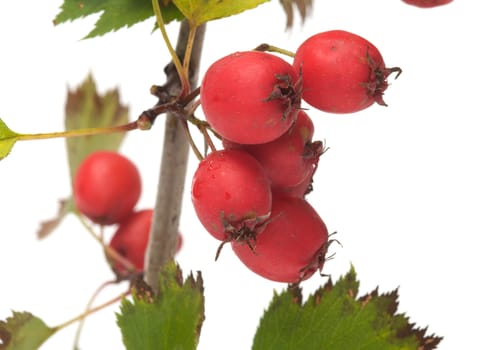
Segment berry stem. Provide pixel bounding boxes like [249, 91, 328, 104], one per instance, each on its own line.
[254, 43, 296, 58]
[52, 290, 129, 332]
[181, 86, 201, 106]
[199, 124, 217, 154]
[72, 279, 117, 349]
[152, 0, 191, 96]
[182, 23, 198, 81]
[182, 119, 204, 161]
[76, 212, 137, 273]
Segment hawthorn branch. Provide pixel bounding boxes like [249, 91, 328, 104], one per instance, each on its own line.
[144, 20, 206, 292]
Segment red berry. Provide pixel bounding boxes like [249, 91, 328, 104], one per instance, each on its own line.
[223, 111, 321, 189]
[200, 51, 301, 144]
[73, 151, 142, 225]
[293, 30, 401, 114]
[108, 209, 153, 275]
[402, 0, 452, 7]
[108, 209, 183, 277]
[232, 195, 329, 283]
[176, 233, 183, 252]
[274, 162, 316, 198]
[191, 149, 272, 242]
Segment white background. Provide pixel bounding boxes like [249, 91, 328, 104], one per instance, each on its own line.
[1, 1, 486, 349]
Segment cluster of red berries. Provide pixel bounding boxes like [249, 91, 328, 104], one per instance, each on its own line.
[191, 30, 400, 284]
[73, 150, 181, 279]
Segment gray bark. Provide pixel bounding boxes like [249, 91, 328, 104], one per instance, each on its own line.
[144, 20, 206, 292]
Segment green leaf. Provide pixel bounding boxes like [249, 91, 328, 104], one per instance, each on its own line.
[173, 0, 271, 26]
[117, 261, 205, 350]
[0, 118, 20, 160]
[64, 73, 129, 184]
[54, 0, 183, 38]
[0, 311, 56, 350]
[253, 266, 442, 350]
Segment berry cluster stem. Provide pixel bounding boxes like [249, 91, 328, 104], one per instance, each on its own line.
[15, 121, 139, 142]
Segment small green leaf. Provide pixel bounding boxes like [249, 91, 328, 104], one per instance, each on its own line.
[253, 266, 442, 350]
[0, 118, 20, 160]
[0, 311, 56, 350]
[54, 0, 183, 38]
[64, 73, 129, 184]
[117, 261, 205, 350]
[173, 0, 271, 26]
